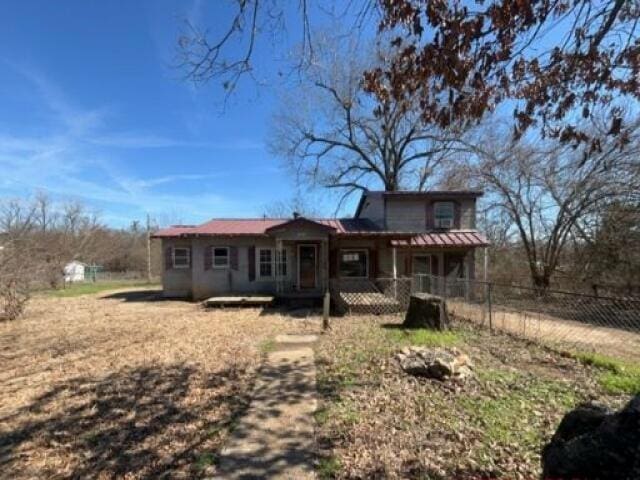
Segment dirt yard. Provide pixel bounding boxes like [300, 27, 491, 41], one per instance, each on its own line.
[0, 288, 319, 479]
[448, 300, 640, 362]
[315, 316, 632, 480]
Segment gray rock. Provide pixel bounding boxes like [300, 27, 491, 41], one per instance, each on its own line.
[397, 347, 473, 381]
[542, 394, 640, 479]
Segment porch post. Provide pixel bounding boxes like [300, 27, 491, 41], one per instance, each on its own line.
[483, 245, 489, 308]
[392, 246, 398, 299]
[483, 246, 488, 282]
[275, 237, 283, 293]
[321, 238, 328, 292]
[465, 251, 471, 300]
[438, 251, 445, 296]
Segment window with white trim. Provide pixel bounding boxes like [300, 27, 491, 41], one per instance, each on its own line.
[173, 247, 190, 268]
[258, 248, 273, 278]
[278, 248, 287, 277]
[434, 201, 454, 228]
[339, 250, 368, 278]
[213, 247, 229, 268]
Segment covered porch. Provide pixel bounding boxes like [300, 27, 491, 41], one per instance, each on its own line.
[265, 217, 333, 298]
[330, 231, 489, 314]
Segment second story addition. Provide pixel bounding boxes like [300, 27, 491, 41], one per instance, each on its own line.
[354, 190, 482, 232]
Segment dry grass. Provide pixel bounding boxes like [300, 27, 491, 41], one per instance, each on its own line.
[0, 288, 319, 479]
[315, 316, 631, 480]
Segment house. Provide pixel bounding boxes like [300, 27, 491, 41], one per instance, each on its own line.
[152, 190, 489, 305]
[64, 261, 86, 283]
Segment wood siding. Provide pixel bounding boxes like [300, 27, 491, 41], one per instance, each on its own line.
[357, 192, 385, 227]
[385, 198, 427, 231]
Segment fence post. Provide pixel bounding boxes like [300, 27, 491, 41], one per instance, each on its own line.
[440, 277, 448, 327]
[323, 290, 330, 331]
[487, 282, 493, 332]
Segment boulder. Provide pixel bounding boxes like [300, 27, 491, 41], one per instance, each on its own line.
[397, 347, 473, 381]
[403, 294, 449, 330]
[542, 394, 640, 480]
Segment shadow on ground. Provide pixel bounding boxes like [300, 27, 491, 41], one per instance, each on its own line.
[0, 363, 251, 479]
[258, 305, 325, 321]
[216, 344, 317, 479]
[380, 323, 408, 330]
[101, 290, 165, 303]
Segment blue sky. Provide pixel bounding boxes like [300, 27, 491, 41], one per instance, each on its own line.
[0, 0, 343, 227]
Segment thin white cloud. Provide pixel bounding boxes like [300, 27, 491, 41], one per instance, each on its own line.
[0, 153, 238, 220]
[8, 62, 110, 135]
[0, 63, 259, 224]
[87, 133, 262, 150]
[113, 173, 217, 194]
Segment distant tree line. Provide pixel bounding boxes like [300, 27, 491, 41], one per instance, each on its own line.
[0, 194, 161, 320]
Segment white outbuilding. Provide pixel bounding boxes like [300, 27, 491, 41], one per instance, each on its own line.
[63, 261, 86, 283]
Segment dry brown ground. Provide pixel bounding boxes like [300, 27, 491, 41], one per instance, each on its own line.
[448, 300, 640, 362]
[0, 288, 319, 479]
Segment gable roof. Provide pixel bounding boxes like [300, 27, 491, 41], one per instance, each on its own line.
[264, 216, 337, 234]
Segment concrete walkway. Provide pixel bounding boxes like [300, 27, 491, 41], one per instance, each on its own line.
[214, 334, 318, 479]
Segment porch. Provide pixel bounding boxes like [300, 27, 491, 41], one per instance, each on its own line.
[264, 218, 487, 313]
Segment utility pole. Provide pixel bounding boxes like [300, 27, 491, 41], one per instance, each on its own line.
[146, 213, 152, 284]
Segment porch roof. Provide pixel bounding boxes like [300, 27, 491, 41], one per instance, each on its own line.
[264, 216, 336, 234]
[390, 231, 489, 248]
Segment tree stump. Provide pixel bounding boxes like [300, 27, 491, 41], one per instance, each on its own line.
[403, 294, 449, 330]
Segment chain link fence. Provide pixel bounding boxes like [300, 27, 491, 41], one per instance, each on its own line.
[418, 274, 640, 362]
[330, 278, 412, 315]
[331, 274, 640, 362]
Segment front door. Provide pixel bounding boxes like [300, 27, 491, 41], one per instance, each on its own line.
[298, 245, 317, 289]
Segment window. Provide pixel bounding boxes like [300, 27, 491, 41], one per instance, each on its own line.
[256, 248, 287, 279]
[277, 248, 287, 277]
[413, 255, 432, 275]
[213, 247, 229, 268]
[173, 247, 190, 268]
[339, 250, 368, 278]
[446, 255, 464, 279]
[258, 248, 273, 278]
[434, 202, 454, 228]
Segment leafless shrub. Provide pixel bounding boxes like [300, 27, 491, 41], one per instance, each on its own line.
[0, 194, 162, 320]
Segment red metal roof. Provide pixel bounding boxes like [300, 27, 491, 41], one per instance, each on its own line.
[390, 231, 489, 248]
[265, 217, 337, 233]
[151, 225, 198, 238]
[152, 218, 382, 238]
[192, 218, 286, 235]
[152, 219, 487, 246]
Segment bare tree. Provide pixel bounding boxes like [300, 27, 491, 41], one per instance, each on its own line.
[269, 35, 455, 204]
[567, 200, 640, 295]
[176, 1, 377, 94]
[261, 194, 321, 218]
[458, 115, 640, 291]
[0, 194, 166, 320]
[178, 1, 640, 151]
[0, 200, 39, 320]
